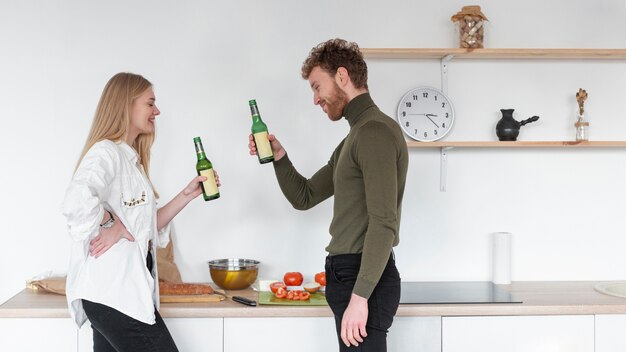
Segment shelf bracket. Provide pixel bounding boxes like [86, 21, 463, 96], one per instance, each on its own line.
[440, 146, 453, 192]
[440, 54, 454, 95]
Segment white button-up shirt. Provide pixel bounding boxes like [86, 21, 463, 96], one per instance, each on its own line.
[61, 140, 169, 327]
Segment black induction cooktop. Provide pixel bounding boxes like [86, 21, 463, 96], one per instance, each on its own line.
[399, 281, 522, 304]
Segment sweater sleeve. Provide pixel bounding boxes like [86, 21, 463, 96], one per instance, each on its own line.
[352, 122, 401, 298]
[61, 141, 119, 242]
[272, 148, 338, 210]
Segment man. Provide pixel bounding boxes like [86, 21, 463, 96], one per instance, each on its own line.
[249, 38, 408, 351]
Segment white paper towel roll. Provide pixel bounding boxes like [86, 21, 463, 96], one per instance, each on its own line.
[492, 232, 512, 285]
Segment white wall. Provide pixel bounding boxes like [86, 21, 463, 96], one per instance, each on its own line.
[1, 0, 626, 304]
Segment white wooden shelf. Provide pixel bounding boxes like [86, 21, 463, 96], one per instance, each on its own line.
[407, 141, 626, 148]
[361, 48, 626, 60]
[363, 47, 626, 191]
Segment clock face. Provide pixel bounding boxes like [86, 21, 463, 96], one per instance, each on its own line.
[397, 87, 455, 142]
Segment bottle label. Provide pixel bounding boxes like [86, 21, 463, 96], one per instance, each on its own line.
[199, 169, 219, 196]
[254, 131, 273, 159]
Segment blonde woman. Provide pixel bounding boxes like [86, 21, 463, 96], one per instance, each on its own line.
[62, 72, 213, 351]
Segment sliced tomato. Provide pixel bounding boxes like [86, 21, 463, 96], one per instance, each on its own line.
[274, 287, 287, 299]
[270, 281, 286, 294]
[300, 292, 311, 300]
[287, 290, 296, 300]
[315, 272, 326, 286]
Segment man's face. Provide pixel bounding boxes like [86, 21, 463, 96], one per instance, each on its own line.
[308, 66, 349, 121]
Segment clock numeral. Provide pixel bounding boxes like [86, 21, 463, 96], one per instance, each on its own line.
[422, 92, 428, 98]
[424, 132, 428, 138]
[445, 113, 449, 118]
[412, 95, 418, 100]
[405, 102, 411, 108]
[402, 111, 406, 117]
[434, 130, 438, 135]
[414, 129, 418, 135]
[405, 121, 409, 127]
[434, 95, 438, 101]
[442, 122, 446, 128]
[442, 102, 446, 108]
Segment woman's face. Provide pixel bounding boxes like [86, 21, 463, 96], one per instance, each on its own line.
[129, 87, 160, 139]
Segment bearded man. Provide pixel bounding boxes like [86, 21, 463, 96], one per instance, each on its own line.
[248, 38, 409, 352]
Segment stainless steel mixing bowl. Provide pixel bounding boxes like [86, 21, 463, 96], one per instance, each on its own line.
[207, 258, 260, 290]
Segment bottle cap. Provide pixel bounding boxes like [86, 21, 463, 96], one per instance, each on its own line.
[193, 137, 201, 143]
[248, 99, 257, 106]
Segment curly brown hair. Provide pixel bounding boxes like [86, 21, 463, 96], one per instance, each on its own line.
[301, 38, 368, 89]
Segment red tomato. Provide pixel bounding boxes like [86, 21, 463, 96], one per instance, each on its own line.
[287, 290, 296, 300]
[300, 292, 311, 300]
[270, 282, 286, 294]
[283, 272, 304, 286]
[315, 272, 326, 286]
[274, 287, 287, 299]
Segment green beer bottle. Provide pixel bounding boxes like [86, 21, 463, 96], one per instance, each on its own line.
[249, 99, 274, 164]
[193, 137, 220, 201]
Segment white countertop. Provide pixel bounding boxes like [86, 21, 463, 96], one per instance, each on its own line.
[3, 281, 626, 318]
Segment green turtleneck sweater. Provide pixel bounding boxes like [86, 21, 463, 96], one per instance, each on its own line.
[273, 93, 409, 298]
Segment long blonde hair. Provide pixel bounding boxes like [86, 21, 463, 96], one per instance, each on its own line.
[76, 72, 158, 197]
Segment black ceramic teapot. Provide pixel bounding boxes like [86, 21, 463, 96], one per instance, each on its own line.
[495, 109, 540, 141]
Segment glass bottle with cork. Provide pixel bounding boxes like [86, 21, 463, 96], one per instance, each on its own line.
[575, 88, 589, 141]
[249, 99, 274, 164]
[193, 137, 220, 201]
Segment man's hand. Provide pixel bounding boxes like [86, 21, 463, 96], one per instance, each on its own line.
[248, 133, 286, 161]
[340, 293, 369, 347]
[90, 214, 134, 258]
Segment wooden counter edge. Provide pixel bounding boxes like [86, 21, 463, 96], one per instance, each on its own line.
[5, 282, 626, 318]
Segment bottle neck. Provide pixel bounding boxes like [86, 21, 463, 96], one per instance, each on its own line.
[250, 105, 262, 123]
[194, 142, 207, 161]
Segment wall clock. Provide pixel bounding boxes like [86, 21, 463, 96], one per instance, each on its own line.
[397, 86, 455, 142]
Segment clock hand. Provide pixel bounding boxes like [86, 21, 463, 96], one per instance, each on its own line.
[426, 116, 440, 128]
[407, 113, 439, 117]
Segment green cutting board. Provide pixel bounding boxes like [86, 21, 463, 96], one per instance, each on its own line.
[258, 291, 328, 306]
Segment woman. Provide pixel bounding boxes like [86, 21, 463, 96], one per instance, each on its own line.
[62, 72, 211, 351]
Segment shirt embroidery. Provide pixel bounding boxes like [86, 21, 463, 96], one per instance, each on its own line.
[122, 191, 147, 207]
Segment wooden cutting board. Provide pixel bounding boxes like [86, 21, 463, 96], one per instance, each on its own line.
[160, 294, 225, 303]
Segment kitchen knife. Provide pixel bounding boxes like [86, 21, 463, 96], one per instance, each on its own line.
[232, 295, 257, 306]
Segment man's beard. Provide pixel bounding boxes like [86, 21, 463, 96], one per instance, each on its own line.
[324, 82, 349, 121]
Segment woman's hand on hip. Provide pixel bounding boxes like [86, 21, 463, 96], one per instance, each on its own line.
[90, 216, 135, 258]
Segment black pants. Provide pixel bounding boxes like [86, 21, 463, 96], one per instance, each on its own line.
[82, 251, 178, 352]
[82, 300, 178, 352]
[325, 253, 401, 352]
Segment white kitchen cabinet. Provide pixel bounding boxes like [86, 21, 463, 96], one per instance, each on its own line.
[0, 318, 77, 352]
[442, 315, 594, 352]
[224, 316, 441, 352]
[224, 317, 337, 352]
[595, 314, 626, 352]
[78, 317, 223, 352]
[165, 318, 223, 352]
[388, 316, 441, 352]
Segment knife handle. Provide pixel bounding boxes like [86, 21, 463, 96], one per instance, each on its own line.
[232, 295, 257, 306]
